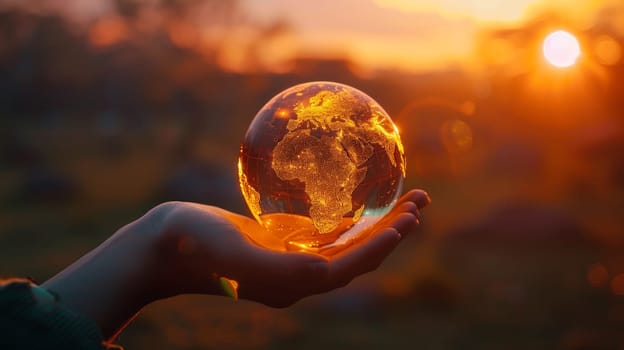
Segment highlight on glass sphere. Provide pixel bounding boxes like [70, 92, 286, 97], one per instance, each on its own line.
[238, 81, 405, 254]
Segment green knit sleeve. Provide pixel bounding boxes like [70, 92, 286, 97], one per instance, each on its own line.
[0, 278, 107, 350]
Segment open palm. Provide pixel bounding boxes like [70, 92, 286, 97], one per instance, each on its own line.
[155, 189, 430, 307]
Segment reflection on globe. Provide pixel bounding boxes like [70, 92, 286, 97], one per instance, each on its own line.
[238, 81, 405, 254]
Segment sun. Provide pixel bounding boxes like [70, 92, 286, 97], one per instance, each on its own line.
[542, 30, 581, 68]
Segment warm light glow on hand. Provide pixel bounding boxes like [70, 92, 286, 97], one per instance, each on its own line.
[542, 30, 581, 68]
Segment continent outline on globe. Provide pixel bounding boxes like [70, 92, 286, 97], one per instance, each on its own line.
[238, 81, 405, 253]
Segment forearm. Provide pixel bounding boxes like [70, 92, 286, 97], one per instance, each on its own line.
[42, 209, 165, 340]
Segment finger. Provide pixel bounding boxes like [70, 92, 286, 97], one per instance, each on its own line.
[386, 212, 418, 238]
[321, 227, 401, 292]
[233, 248, 329, 307]
[374, 201, 418, 229]
[390, 200, 418, 216]
[397, 189, 431, 209]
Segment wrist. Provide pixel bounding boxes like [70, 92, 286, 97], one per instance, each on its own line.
[132, 202, 183, 302]
[144, 202, 222, 299]
[41, 208, 167, 339]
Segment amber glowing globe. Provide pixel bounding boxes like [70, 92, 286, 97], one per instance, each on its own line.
[238, 81, 405, 254]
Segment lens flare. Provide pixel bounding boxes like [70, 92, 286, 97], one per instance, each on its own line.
[542, 30, 581, 68]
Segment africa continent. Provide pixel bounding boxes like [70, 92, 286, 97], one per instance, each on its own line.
[272, 89, 401, 234]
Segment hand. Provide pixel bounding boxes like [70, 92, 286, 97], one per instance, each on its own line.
[153, 189, 431, 307]
[43, 189, 430, 340]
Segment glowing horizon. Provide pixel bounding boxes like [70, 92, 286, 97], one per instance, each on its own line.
[1, 0, 616, 73]
[242, 0, 612, 73]
[372, 0, 540, 22]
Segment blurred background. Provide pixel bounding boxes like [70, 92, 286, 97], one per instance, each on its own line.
[1, 0, 624, 349]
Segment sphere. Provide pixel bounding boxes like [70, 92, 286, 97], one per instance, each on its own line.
[238, 81, 405, 254]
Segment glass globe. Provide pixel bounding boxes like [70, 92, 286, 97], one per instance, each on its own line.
[238, 81, 405, 254]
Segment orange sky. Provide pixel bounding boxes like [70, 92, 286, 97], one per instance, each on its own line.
[2, 0, 620, 73]
[243, 0, 619, 72]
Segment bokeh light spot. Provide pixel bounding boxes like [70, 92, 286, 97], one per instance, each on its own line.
[168, 22, 199, 49]
[611, 274, 624, 296]
[542, 30, 581, 68]
[441, 119, 473, 154]
[587, 263, 609, 288]
[381, 274, 411, 297]
[460, 100, 476, 116]
[594, 35, 622, 66]
[89, 17, 129, 47]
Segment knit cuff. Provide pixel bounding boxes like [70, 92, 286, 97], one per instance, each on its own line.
[0, 278, 108, 349]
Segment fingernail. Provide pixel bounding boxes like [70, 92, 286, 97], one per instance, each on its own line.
[414, 209, 422, 219]
[405, 202, 419, 215]
[415, 192, 431, 209]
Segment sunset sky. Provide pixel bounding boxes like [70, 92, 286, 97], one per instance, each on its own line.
[1, 0, 621, 72]
[244, 0, 622, 72]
